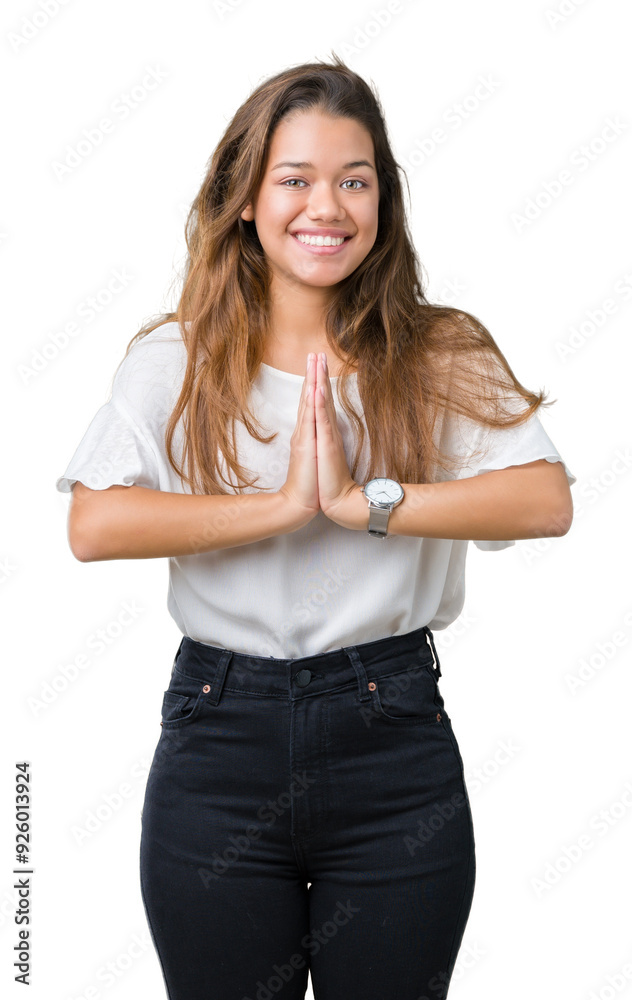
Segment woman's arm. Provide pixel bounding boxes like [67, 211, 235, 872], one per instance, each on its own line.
[68, 483, 311, 562]
[338, 459, 574, 539]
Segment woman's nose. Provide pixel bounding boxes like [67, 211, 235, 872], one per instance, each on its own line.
[306, 185, 345, 221]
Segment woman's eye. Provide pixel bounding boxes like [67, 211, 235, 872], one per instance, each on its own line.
[281, 178, 366, 190]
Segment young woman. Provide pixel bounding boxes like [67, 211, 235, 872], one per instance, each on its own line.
[56, 57, 576, 1000]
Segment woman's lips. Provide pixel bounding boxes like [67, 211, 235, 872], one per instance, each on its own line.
[291, 233, 353, 255]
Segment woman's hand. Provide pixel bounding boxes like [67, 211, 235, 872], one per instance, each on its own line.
[278, 354, 320, 523]
[313, 352, 363, 525]
[279, 352, 367, 531]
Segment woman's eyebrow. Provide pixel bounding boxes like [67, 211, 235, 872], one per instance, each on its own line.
[270, 160, 376, 171]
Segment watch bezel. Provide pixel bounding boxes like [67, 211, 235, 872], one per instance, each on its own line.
[363, 477, 404, 506]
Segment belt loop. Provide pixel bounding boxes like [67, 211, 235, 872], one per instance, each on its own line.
[206, 649, 233, 706]
[171, 636, 185, 676]
[423, 626, 442, 679]
[342, 646, 372, 703]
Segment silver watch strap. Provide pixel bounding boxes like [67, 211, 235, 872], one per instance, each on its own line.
[367, 503, 391, 538]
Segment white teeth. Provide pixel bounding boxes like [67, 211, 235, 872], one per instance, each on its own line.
[294, 233, 347, 246]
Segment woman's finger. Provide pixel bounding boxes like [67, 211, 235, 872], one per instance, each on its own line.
[299, 356, 317, 453]
[316, 353, 337, 433]
[294, 353, 313, 430]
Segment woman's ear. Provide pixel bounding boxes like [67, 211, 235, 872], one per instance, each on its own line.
[240, 204, 255, 222]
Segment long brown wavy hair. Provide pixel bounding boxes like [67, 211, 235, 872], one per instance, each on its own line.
[120, 54, 553, 495]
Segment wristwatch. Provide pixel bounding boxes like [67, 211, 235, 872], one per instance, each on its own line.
[360, 478, 405, 538]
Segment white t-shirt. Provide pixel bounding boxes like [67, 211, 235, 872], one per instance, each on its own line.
[56, 321, 576, 657]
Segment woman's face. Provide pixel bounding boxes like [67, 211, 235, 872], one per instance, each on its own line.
[241, 109, 380, 291]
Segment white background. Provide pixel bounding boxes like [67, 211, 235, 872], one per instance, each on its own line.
[3, 0, 631, 998]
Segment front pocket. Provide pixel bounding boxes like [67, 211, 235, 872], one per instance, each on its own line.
[370, 663, 442, 726]
[160, 669, 211, 729]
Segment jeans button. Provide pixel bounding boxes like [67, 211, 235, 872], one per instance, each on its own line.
[295, 668, 312, 687]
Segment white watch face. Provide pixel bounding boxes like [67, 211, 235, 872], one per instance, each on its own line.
[365, 478, 403, 504]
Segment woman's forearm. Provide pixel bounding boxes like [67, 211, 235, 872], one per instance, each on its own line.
[68, 483, 309, 561]
[338, 459, 573, 540]
[389, 459, 573, 541]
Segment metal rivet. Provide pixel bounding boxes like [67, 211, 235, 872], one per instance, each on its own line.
[160, 721, 163, 726]
[368, 681, 376, 691]
[436, 712, 441, 721]
[202, 684, 211, 693]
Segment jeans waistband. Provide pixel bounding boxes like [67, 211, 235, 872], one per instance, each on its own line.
[170, 625, 442, 707]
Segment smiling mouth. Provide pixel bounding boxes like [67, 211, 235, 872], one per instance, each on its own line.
[292, 233, 353, 246]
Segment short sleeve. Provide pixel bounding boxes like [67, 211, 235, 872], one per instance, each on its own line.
[55, 336, 169, 495]
[454, 408, 577, 551]
[55, 399, 160, 493]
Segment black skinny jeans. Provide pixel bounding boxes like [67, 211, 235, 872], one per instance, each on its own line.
[140, 624, 476, 1000]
